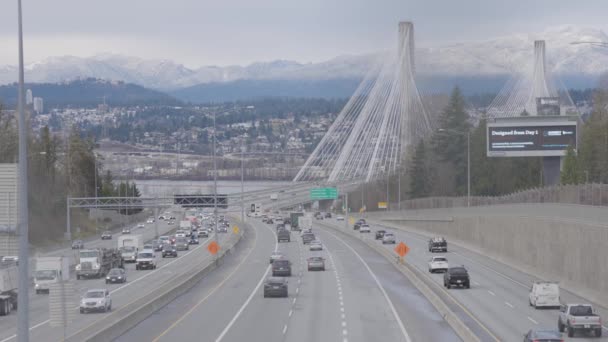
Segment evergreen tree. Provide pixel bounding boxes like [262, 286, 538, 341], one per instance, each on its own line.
[561, 145, 580, 185]
[408, 140, 432, 198]
[433, 86, 470, 194]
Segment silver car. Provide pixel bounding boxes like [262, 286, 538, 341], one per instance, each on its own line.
[309, 240, 323, 251]
[80, 289, 112, 313]
[382, 233, 396, 244]
[175, 238, 189, 251]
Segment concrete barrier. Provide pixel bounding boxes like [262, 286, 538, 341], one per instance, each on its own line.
[319, 221, 481, 342]
[366, 211, 608, 309]
[66, 222, 247, 342]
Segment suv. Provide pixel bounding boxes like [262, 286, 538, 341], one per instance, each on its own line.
[175, 237, 190, 251]
[558, 304, 602, 337]
[135, 251, 157, 270]
[272, 259, 292, 276]
[162, 244, 178, 258]
[353, 219, 366, 230]
[80, 289, 112, 313]
[263, 277, 288, 298]
[428, 237, 448, 252]
[302, 233, 315, 244]
[443, 267, 470, 289]
[277, 229, 290, 243]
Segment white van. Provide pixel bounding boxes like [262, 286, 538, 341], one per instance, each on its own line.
[529, 281, 560, 309]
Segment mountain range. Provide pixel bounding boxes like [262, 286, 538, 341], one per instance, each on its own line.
[1, 25, 607, 102]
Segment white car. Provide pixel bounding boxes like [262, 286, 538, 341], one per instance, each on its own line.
[146, 217, 155, 224]
[359, 224, 371, 233]
[121, 227, 131, 234]
[309, 240, 323, 251]
[80, 289, 112, 313]
[135, 251, 157, 270]
[336, 216, 344, 221]
[382, 233, 396, 244]
[428, 256, 449, 273]
[529, 281, 560, 309]
[137, 223, 145, 229]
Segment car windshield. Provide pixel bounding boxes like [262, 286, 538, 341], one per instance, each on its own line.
[85, 291, 105, 298]
[274, 260, 289, 266]
[138, 253, 154, 258]
[434, 257, 447, 262]
[450, 268, 467, 274]
[570, 305, 593, 316]
[35, 270, 57, 280]
[108, 269, 123, 276]
[103, 231, 111, 235]
[120, 246, 136, 253]
[79, 251, 98, 258]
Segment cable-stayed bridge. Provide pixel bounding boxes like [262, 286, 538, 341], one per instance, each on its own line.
[294, 22, 433, 183]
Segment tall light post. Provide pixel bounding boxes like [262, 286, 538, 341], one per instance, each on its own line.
[438, 128, 471, 207]
[16, 0, 30, 340]
[212, 112, 219, 262]
[240, 144, 245, 223]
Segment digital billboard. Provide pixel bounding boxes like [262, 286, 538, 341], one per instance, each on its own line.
[487, 121, 577, 157]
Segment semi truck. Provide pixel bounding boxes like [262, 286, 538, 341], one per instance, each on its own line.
[0, 265, 18, 315]
[76, 248, 123, 279]
[34, 257, 70, 294]
[290, 212, 304, 231]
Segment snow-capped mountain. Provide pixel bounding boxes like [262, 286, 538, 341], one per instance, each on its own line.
[1, 25, 607, 90]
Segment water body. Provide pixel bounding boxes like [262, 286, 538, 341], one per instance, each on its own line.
[134, 180, 292, 197]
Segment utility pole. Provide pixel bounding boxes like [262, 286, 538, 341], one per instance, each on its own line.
[16, 0, 30, 340]
[398, 165, 401, 211]
[344, 192, 349, 231]
[467, 131, 471, 207]
[213, 112, 219, 262]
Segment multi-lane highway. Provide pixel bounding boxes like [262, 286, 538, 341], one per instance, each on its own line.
[322, 218, 608, 342]
[118, 217, 460, 342]
[0, 207, 232, 342]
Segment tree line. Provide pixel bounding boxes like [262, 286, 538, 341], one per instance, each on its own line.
[350, 85, 606, 210]
[0, 105, 140, 242]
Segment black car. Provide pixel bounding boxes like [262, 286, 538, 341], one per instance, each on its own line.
[162, 245, 178, 258]
[353, 219, 366, 230]
[443, 267, 470, 289]
[523, 329, 563, 342]
[71, 240, 84, 249]
[302, 233, 315, 244]
[101, 231, 112, 240]
[189, 235, 199, 245]
[429, 237, 448, 252]
[375, 230, 386, 240]
[105, 268, 127, 284]
[263, 277, 288, 298]
[152, 240, 164, 252]
[325, 212, 332, 218]
[272, 259, 292, 277]
[277, 229, 290, 243]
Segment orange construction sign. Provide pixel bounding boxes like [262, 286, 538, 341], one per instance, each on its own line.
[207, 241, 220, 255]
[394, 242, 410, 257]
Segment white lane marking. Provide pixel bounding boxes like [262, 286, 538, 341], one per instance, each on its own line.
[527, 316, 538, 325]
[487, 290, 496, 296]
[215, 224, 277, 342]
[505, 302, 514, 308]
[322, 229, 412, 342]
[342, 321, 347, 327]
[0, 235, 215, 342]
[282, 325, 288, 334]
[473, 281, 480, 286]
[289, 309, 293, 317]
[342, 329, 348, 335]
[341, 313, 346, 319]
[296, 287, 299, 294]
[292, 297, 297, 304]
[340, 307, 344, 312]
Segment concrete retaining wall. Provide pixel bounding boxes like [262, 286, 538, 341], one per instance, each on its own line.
[370, 213, 608, 308]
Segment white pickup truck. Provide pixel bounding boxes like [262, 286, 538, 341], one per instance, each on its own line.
[558, 303, 602, 338]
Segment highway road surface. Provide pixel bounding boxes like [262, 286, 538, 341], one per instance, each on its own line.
[118, 218, 460, 342]
[323, 218, 608, 342]
[0, 208, 231, 342]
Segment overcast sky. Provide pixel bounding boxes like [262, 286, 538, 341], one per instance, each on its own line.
[1, 0, 608, 67]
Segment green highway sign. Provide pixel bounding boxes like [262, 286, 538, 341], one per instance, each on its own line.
[310, 187, 338, 200]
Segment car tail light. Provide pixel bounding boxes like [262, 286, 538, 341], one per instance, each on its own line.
[571, 318, 575, 324]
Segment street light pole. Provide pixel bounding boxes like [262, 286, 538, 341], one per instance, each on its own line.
[467, 131, 471, 207]
[240, 145, 244, 223]
[213, 112, 219, 262]
[16, 0, 30, 340]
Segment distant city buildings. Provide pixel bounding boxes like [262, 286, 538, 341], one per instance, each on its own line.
[26, 89, 33, 105]
[33, 97, 44, 114]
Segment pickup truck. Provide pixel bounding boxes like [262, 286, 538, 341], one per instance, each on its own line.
[558, 304, 602, 338]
